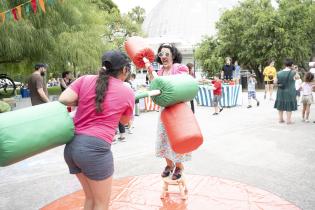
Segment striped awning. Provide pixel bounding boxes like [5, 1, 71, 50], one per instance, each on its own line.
[195, 85, 242, 107]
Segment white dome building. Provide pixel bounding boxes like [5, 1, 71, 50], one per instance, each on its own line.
[142, 0, 237, 65]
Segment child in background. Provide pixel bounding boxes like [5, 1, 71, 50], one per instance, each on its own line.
[247, 73, 260, 108]
[211, 74, 224, 115]
[130, 73, 137, 91]
[300, 72, 314, 122]
[116, 74, 133, 142]
[127, 73, 136, 134]
[295, 73, 302, 106]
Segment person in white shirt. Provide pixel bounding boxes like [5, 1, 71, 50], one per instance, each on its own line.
[300, 72, 315, 122]
[295, 72, 302, 105]
[247, 73, 260, 108]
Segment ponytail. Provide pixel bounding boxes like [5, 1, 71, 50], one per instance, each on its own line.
[95, 67, 110, 113]
[96, 50, 130, 112]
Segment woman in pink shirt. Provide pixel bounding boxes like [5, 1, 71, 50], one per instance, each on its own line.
[59, 51, 134, 210]
[146, 43, 191, 180]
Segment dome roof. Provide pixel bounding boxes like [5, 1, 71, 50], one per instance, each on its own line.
[143, 0, 237, 45]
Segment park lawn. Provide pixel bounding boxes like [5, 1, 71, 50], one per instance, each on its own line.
[0, 86, 62, 99]
[47, 86, 62, 95]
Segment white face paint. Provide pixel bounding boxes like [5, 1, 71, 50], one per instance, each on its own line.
[158, 48, 173, 69]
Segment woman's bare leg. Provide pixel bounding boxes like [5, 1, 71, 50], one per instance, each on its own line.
[305, 104, 311, 121]
[86, 176, 113, 210]
[302, 104, 306, 120]
[76, 173, 94, 210]
[264, 84, 269, 99]
[278, 111, 284, 123]
[269, 84, 274, 100]
[286, 111, 292, 124]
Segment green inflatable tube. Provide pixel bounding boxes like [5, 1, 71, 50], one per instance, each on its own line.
[135, 91, 149, 101]
[0, 101, 74, 166]
[0, 101, 11, 113]
[149, 74, 198, 107]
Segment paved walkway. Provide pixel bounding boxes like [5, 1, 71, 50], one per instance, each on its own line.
[0, 92, 314, 210]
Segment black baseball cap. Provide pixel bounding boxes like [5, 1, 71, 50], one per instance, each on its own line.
[101, 51, 130, 70]
[34, 63, 48, 70]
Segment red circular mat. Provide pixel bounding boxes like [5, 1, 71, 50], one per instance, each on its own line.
[41, 174, 300, 210]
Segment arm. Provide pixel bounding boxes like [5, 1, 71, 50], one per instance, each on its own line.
[37, 88, 49, 103]
[119, 90, 135, 125]
[263, 68, 267, 76]
[273, 68, 277, 78]
[59, 87, 78, 106]
[35, 76, 49, 102]
[143, 57, 157, 80]
[293, 72, 299, 80]
[60, 78, 67, 89]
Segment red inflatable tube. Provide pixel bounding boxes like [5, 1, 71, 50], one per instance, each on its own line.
[125, 36, 155, 68]
[161, 103, 203, 154]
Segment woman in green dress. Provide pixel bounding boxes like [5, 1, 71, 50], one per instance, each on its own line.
[274, 59, 297, 124]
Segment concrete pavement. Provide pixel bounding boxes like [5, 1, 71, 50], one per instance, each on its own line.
[0, 92, 314, 210]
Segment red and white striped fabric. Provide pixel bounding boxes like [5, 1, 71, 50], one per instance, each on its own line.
[144, 96, 160, 111]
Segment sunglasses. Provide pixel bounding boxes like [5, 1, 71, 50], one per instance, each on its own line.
[158, 52, 171, 57]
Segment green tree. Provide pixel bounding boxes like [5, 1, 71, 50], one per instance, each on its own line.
[90, 0, 118, 12]
[102, 8, 143, 49]
[195, 37, 224, 77]
[195, 0, 315, 84]
[0, 0, 143, 81]
[127, 6, 146, 24]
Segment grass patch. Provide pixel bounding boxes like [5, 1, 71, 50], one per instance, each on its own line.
[0, 86, 61, 99]
[48, 86, 62, 95]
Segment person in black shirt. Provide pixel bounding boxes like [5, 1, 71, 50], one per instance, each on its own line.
[60, 71, 72, 92]
[221, 57, 235, 80]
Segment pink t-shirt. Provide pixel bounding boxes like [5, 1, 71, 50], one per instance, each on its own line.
[157, 63, 189, 76]
[70, 75, 135, 144]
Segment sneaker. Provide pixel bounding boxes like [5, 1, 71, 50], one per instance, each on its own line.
[305, 119, 310, 123]
[219, 107, 224, 112]
[171, 167, 183, 180]
[161, 166, 174, 178]
[247, 105, 252, 108]
[112, 139, 117, 144]
[212, 112, 219, 115]
[128, 129, 133, 134]
[257, 101, 260, 106]
[118, 136, 126, 142]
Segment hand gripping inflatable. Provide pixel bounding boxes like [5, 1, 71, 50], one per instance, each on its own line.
[125, 36, 155, 68]
[0, 102, 74, 166]
[149, 74, 198, 107]
[135, 74, 198, 107]
[161, 103, 203, 154]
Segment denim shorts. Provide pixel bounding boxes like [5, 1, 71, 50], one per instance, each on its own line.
[64, 134, 113, 180]
[248, 91, 257, 99]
